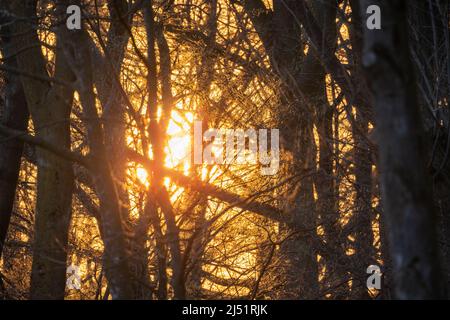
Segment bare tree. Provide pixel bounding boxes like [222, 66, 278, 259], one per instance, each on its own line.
[6, 0, 75, 299]
[360, 0, 445, 299]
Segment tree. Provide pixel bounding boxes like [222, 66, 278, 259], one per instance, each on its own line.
[0, 9, 29, 263]
[360, 0, 445, 299]
[0, 0, 448, 301]
[6, 0, 75, 299]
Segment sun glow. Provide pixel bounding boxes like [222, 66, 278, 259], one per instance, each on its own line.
[136, 166, 149, 186]
[164, 110, 193, 169]
[133, 109, 193, 186]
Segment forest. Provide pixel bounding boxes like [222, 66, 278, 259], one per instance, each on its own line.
[0, 0, 449, 300]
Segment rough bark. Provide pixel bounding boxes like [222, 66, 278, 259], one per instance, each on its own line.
[7, 0, 75, 299]
[0, 19, 29, 260]
[360, 0, 445, 299]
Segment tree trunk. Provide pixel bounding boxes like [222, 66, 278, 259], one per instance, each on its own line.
[8, 0, 75, 299]
[0, 21, 29, 260]
[348, 0, 376, 298]
[59, 16, 133, 298]
[360, 0, 445, 299]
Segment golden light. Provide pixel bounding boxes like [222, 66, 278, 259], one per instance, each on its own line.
[136, 166, 149, 187]
[131, 109, 193, 188]
[164, 110, 193, 169]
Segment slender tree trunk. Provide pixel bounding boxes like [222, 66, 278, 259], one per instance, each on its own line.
[101, 0, 131, 222]
[352, 108, 375, 298]
[348, 0, 376, 298]
[146, 196, 168, 299]
[59, 14, 133, 297]
[143, 0, 186, 299]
